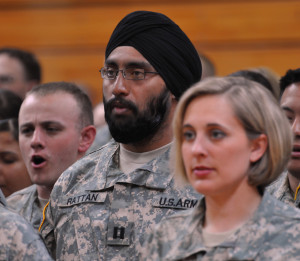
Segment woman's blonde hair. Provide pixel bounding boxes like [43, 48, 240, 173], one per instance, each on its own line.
[172, 76, 292, 191]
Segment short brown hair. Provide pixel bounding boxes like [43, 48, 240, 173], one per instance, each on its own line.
[27, 81, 93, 130]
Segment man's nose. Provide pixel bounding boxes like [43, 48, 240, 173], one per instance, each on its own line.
[30, 129, 45, 149]
[111, 71, 130, 96]
[292, 117, 300, 136]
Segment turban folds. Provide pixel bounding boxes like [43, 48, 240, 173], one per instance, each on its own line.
[105, 11, 202, 99]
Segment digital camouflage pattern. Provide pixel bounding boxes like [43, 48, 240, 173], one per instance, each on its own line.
[7, 184, 44, 232]
[0, 203, 53, 261]
[0, 188, 6, 206]
[40, 140, 200, 261]
[141, 192, 300, 261]
[267, 171, 297, 207]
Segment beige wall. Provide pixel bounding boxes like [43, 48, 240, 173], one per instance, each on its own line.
[1, 0, 299, 105]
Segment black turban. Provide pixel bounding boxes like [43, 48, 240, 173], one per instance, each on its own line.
[105, 10, 202, 99]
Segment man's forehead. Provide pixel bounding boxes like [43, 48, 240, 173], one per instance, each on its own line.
[0, 54, 23, 69]
[105, 46, 152, 67]
[283, 83, 300, 96]
[25, 91, 73, 101]
[21, 92, 78, 114]
[281, 82, 300, 104]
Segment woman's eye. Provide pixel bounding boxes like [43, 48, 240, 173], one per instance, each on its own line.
[182, 130, 195, 141]
[210, 129, 226, 140]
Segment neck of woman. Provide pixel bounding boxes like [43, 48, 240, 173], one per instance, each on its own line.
[203, 181, 262, 234]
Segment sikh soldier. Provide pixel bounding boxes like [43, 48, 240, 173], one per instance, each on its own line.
[40, 10, 202, 260]
[0, 188, 53, 260]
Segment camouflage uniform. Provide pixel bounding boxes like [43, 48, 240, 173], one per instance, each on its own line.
[267, 171, 297, 207]
[0, 199, 53, 260]
[40, 140, 200, 261]
[7, 184, 44, 232]
[0, 188, 6, 206]
[141, 192, 300, 261]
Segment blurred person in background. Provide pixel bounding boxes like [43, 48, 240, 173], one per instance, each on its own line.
[251, 67, 280, 100]
[87, 101, 112, 153]
[0, 89, 32, 197]
[229, 66, 280, 100]
[0, 47, 41, 99]
[0, 118, 32, 197]
[198, 52, 216, 79]
[228, 68, 278, 100]
[268, 68, 300, 207]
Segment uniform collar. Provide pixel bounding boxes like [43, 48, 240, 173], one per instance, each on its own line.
[92, 140, 173, 191]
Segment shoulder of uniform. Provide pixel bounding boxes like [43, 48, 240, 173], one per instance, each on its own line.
[263, 192, 300, 221]
[53, 141, 119, 196]
[266, 171, 288, 194]
[7, 184, 37, 199]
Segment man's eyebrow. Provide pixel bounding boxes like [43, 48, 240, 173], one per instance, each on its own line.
[41, 121, 63, 125]
[125, 61, 152, 69]
[19, 122, 33, 129]
[104, 60, 117, 67]
[104, 60, 152, 69]
[20, 121, 63, 128]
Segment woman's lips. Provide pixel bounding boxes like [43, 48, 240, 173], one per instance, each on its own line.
[192, 166, 213, 177]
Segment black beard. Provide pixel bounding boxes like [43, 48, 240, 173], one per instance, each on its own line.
[104, 87, 171, 144]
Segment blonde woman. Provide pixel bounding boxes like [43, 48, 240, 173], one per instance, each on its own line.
[141, 77, 300, 260]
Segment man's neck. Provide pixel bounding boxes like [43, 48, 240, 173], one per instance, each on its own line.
[119, 142, 171, 174]
[121, 137, 172, 153]
[288, 173, 300, 195]
[36, 184, 53, 200]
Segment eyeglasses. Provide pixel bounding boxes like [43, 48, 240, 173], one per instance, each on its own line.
[99, 67, 159, 80]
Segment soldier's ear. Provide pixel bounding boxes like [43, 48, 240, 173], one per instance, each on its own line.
[171, 94, 177, 100]
[78, 125, 97, 154]
[249, 134, 268, 163]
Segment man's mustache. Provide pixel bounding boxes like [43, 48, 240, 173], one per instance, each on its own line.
[104, 97, 137, 113]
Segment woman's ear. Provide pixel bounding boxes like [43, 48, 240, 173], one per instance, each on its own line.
[78, 125, 97, 154]
[250, 134, 268, 163]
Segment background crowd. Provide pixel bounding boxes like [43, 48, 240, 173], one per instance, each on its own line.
[1, 7, 300, 261]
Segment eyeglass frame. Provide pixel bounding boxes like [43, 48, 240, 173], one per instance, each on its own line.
[99, 67, 159, 80]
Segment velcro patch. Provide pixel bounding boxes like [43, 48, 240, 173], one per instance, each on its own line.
[152, 195, 198, 209]
[58, 192, 107, 207]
